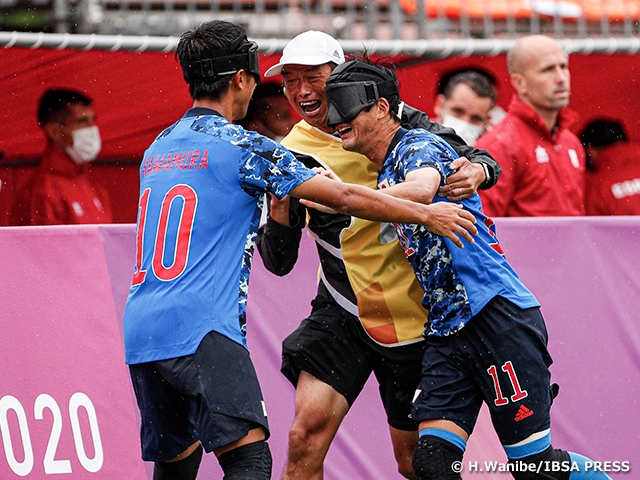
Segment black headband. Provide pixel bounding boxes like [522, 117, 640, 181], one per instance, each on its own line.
[180, 40, 261, 84]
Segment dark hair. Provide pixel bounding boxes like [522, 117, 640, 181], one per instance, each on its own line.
[37, 89, 92, 126]
[237, 82, 286, 126]
[175, 20, 249, 101]
[580, 118, 628, 148]
[438, 67, 497, 92]
[442, 71, 496, 105]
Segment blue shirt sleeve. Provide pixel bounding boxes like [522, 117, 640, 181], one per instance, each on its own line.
[395, 130, 459, 187]
[234, 128, 316, 199]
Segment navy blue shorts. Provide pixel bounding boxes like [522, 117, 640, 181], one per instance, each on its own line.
[129, 330, 270, 462]
[412, 296, 554, 446]
[281, 287, 424, 431]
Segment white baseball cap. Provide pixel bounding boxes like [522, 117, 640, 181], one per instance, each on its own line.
[264, 30, 345, 77]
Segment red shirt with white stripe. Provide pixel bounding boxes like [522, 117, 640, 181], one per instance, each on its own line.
[476, 95, 586, 217]
[585, 141, 640, 216]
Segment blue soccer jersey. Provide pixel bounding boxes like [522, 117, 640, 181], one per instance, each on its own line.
[123, 108, 315, 364]
[378, 128, 539, 337]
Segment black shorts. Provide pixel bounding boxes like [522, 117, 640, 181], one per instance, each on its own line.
[412, 296, 554, 446]
[281, 286, 424, 431]
[129, 330, 270, 462]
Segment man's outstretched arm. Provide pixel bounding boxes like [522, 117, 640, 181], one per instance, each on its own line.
[291, 173, 477, 248]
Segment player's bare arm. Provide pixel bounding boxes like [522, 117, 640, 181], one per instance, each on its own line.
[268, 194, 291, 226]
[297, 167, 348, 214]
[290, 174, 428, 224]
[292, 173, 477, 248]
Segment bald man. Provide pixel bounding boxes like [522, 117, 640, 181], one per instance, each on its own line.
[476, 35, 586, 217]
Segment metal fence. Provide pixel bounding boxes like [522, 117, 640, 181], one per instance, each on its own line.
[1, 0, 639, 40]
[2, 30, 640, 56]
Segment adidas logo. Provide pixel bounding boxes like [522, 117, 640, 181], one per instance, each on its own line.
[514, 405, 534, 422]
[332, 50, 341, 60]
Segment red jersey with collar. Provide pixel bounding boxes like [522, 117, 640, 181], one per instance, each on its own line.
[585, 142, 640, 216]
[476, 95, 585, 217]
[15, 146, 113, 225]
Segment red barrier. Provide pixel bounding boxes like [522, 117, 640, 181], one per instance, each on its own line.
[1, 49, 638, 163]
[1, 49, 639, 227]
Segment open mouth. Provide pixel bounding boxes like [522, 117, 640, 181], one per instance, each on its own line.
[299, 100, 322, 115]
[336, 125, 352, 137]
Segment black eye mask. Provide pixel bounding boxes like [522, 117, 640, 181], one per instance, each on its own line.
[325, 79, 397, 127]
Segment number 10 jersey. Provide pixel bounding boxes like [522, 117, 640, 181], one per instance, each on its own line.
[123, 108, 314, 365]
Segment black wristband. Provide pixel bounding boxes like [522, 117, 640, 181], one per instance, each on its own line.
[479, 162, 492, 190]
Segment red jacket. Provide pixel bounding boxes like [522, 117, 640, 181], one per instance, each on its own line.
[476, 95, 585, 217]
[585, 142, 640, 216]
[13, 146, 113, 225]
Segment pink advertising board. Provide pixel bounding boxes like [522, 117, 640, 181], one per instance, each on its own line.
[1, 217, 639, 479]
[0, 226, 145, 479]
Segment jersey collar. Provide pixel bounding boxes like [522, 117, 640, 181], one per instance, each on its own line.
[384, 127, 409, 163]
[184, 107, 223, 118]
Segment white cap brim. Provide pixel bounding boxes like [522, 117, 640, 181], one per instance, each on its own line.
[264, 54, 336, 77]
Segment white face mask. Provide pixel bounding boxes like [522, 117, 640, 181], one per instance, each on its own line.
[65, 126, 102, 164]
[440, 113, 485, 146]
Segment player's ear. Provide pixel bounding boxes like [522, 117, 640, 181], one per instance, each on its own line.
[510, 72, 526, 95]
[43, 121, 66, 146]
[231, 69, 250, 90]
[377, 97, 391, 119]
[433, 94, 445, 118]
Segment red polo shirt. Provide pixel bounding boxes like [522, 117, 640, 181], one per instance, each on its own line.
[13, 146, 113, 225]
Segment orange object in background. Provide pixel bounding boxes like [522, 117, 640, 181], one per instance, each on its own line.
[400, 0, 639, 21]
[580, 0, 639, 21]
[400, 0, 558, 19]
